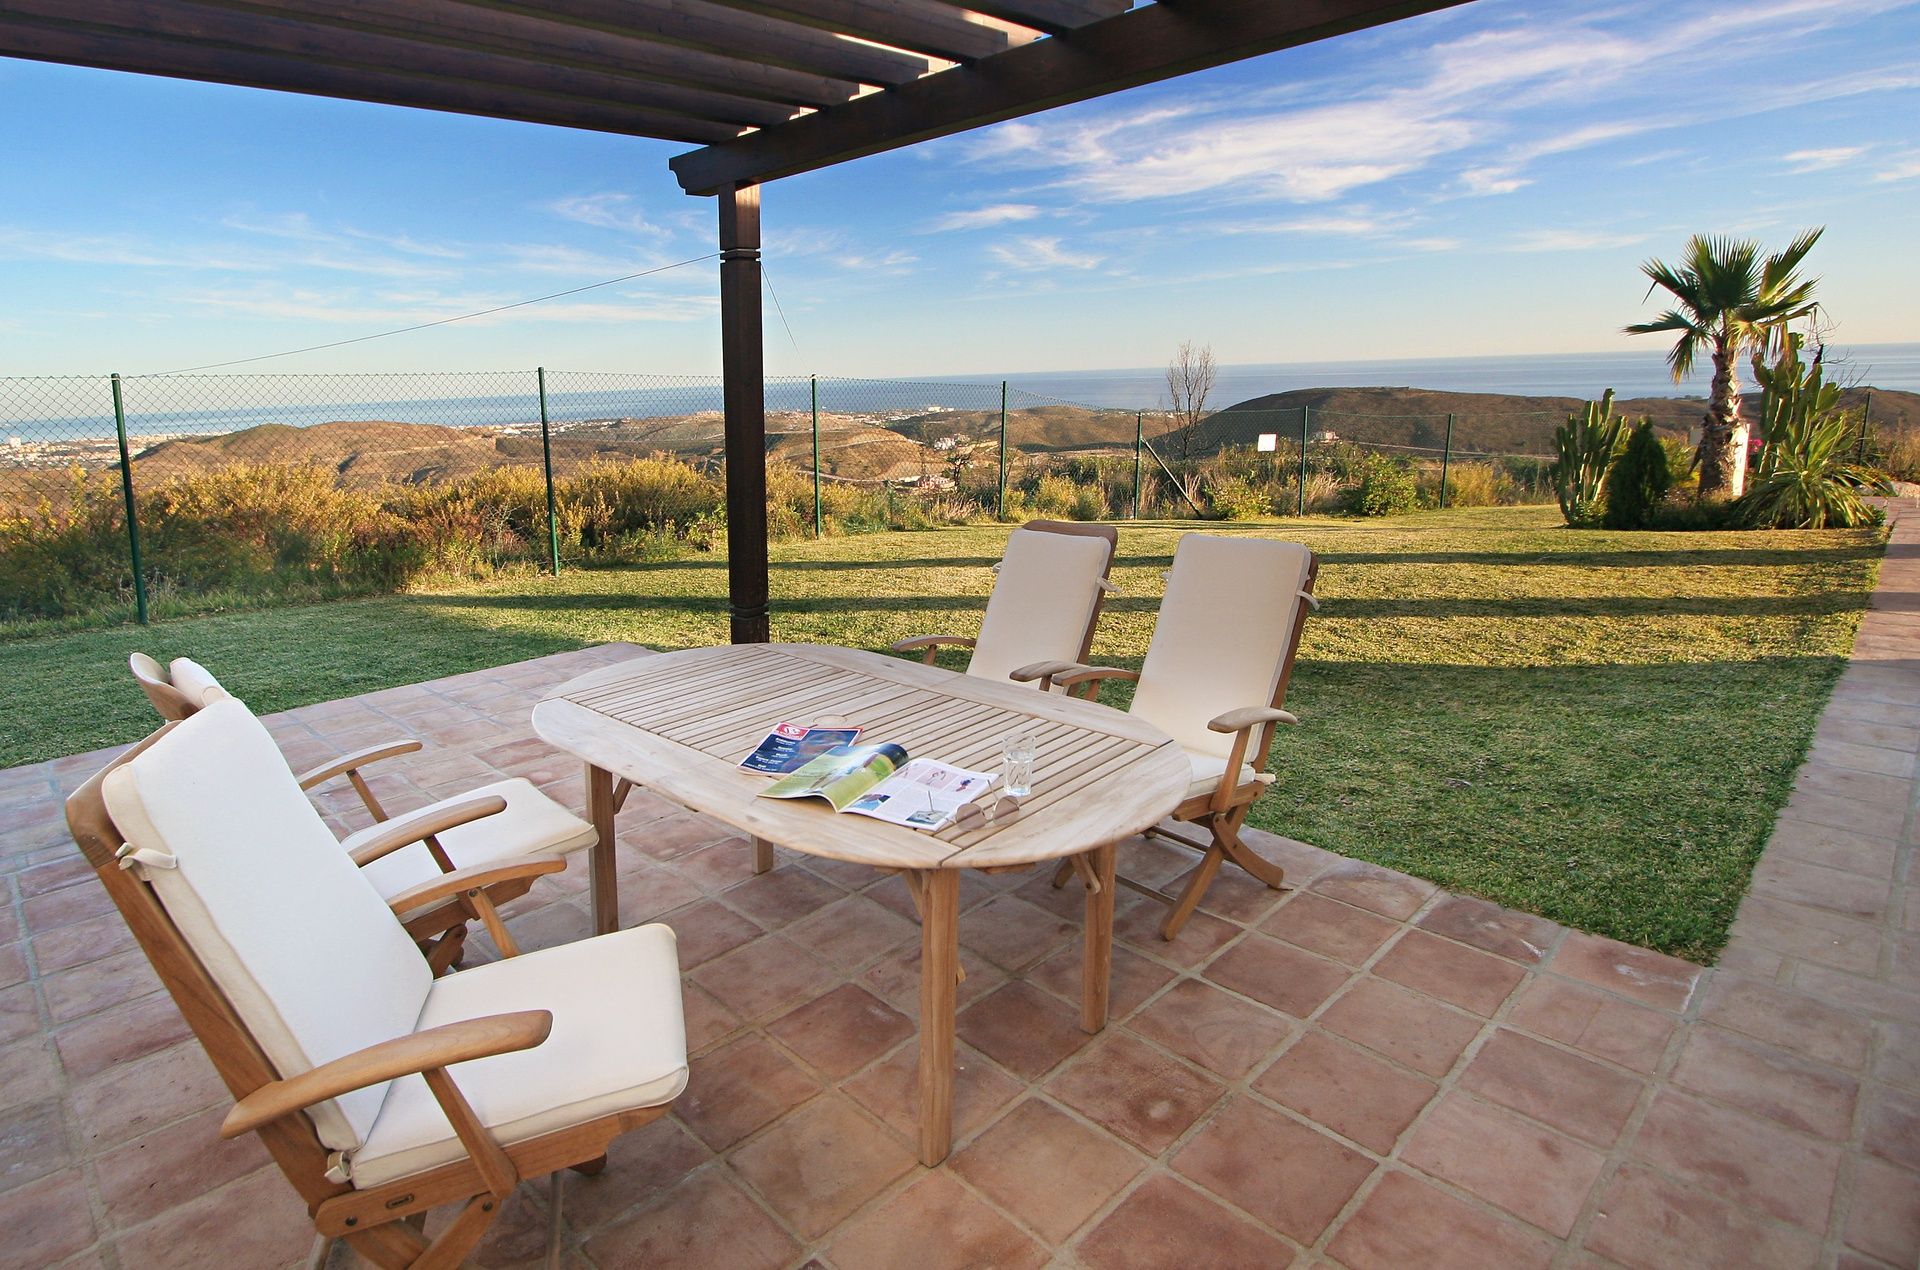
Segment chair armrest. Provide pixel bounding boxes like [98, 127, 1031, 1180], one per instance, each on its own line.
[1207, 707, 1300, 735]
[296, 740, 424, 791]
[1051, 665, 1140, 703]
[890, 634, 976, 665]
[220, 1010, 553, 1139]
[347, 794, 508, 867]
[1009, 660, 1085, 684]
[386, 856, 567, 918]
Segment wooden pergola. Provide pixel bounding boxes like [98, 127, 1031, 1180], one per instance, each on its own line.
[2, 0, 1464, 640]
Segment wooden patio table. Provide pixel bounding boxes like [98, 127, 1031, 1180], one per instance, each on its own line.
[532, 643, 1190, 1164]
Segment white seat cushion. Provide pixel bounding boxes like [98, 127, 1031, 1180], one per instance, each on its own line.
[167, 657, 227, 708]
[103, 699, 432, 1153]
[347, 779, 597, 899]
[969, 527, 1112, 686]
[1184, 751, 1271, 802]
[348, 924, 688, 1188]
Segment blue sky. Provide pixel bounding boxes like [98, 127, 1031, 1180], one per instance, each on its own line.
[1, 0, 1917, 380]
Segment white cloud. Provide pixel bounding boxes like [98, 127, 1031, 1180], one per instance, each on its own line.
[1783, 146, 1868, 172]
[832, 249, 918, 273]
[1458, 167, 1529, 196]
[1873, 152, 1920, 182]
[926, 203, 1041, 232]
[1506, 229, 1650, 253]
[548, 193, 671, 239]
[987, 236, 1103, 271]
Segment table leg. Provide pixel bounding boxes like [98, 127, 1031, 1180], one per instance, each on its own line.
[915, 868, 960, 1166]
[585, 763, 619, 936]
[751, 836, 776, 875]
[1082, 842, 1118, 1034]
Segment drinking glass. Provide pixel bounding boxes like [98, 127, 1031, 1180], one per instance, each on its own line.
[1002, 727, 1037, 797]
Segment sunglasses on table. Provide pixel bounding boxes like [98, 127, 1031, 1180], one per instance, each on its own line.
[951, 795, 1024, 829]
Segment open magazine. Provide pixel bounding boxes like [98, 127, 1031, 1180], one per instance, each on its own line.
[756, 742, 997, 830]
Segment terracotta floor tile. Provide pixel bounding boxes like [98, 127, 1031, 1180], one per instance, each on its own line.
[680, 981, 743, 1055]
[675, 1034, 821, 1150]
[1874, 1019, 1920, 1093]
[1371, 929, 1526, 1017]
[1127, 977, 1292, 1079]
[1401, 1093, 1606, 1237]
[1731, 895, 1883, 974]
[1253, 1031, 1436, 1154]
[1862, 1085, 1920, 1172]
[0, 1039, 61, 1115]
[651, 898, 764, 969]
[958, 895, 1080, 972]
[561, 1116, 711, 1234]
[0, 1168, 96, 1266]
[952, 1099, 1144, 1244]
[1185, 860, 1291, 926]
[41, 947, 162, 1025]
[1669, 1026, 1859, 1141]
[1111, 892, 1242, 969]
[1327, 1170, 1556, 1270]
[1307, 858, 1436, 920]
[1459, 1029, 1642, 1146]
[1075, 1174, 1294, 1270]
[1504, 976, 1674, 1074]
[21, 882, 115, 936]
[51, 991, 192, 1083]
[1203, 933, 1350, 1018]
[30, 912, 137, 977]
[1046, 1031, 1224, 1155]
[583, 1167, 799, 1270]
[1695, 973, 1874, 1070]
[829, 1171, 1047, 1270]
[92, 1104, 270, 1227]
[1028, 941, 1175, 1022]
[720, 864, 845, 930]
[1549, 930, 1701, 1011]
[666, 836, 762, 890]
[1750, 856, 1892, 921]
[956, 982, 1092, 1081]
[1258, 891, 1400, 965]
[1765, 820, 1899, 877]
[1629, 1089, 1841, 1232]
[688, 934, 840, 1023]
[69, 1042, 225, 1152]
[112, 1165, 312, 1270]
[613, 867, 707, 926]
[0, 1099, 70, 1193]
[1319, 977, 1483, 1078]
[1777, 788, 1903, 841]
[1414, 894, 1560, 965]
[783, 895, 916, 972]
[730, 1094, 916, 1239]
[766, 984, 913, 1082]
[1585, 1163, 1822, 1270]
[1846, 1156, 1920, 1266]
[841, 1040, 1022, 1145]
[858, 942, 1004, 1022]
[1172, 1094, 1374, 1243]
[0, 983, 37, 1049]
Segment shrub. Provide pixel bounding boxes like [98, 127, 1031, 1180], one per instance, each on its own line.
[1029, 472, 1079, 517]
[1206, 474, 1268, 520]
[1439, 463, 1500, 508]
[1736, 336, 1889, 529]
[1344, 454, 1419, 517]
[1603, 422, 1674, 530]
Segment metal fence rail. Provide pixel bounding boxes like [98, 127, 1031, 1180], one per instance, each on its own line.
[0, 367, 1573, 631]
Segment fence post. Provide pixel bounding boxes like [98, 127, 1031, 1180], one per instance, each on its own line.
[110, 373, 149, 625]
[1132, 411, 1144, 519]
[1439, 412, 1455, 510]
[1297, 405, 1309, 517]
[885, 479, 895, 528]
[811, 375, 822, 538]
[998, 380, 1008, 519]
[536, 367, 561, 576]
[1859, 389, 1874, 463]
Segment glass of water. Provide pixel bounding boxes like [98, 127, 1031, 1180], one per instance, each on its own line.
[1002, 727, 1037, 797]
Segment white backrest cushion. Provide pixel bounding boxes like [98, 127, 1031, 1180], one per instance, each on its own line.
[166, 658, 226, 708]
[102, 699, 431, 1152]
[1129, 536, 1312, 760]
[969, 528, 1112, 684]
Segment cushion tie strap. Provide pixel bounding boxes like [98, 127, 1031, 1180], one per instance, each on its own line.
[115, 843, 178, 872]
[325, 1151, 352, 1184]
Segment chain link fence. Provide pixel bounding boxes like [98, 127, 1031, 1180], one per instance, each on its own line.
[1, 368, 1571, 632]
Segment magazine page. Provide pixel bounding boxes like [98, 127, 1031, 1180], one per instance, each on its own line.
[843, 758, 998, 830]
[757, 743, 908, 811]
[739, 721, 865, 774]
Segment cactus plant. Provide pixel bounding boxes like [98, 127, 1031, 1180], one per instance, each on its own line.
[1551, 390, 1631, 526]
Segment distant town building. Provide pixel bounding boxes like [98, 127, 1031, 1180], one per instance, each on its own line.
[1311, 429, 1340, 443]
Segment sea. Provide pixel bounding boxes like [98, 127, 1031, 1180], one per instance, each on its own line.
[5, 344, 1917, 443]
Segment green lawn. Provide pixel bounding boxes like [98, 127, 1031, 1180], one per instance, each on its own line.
[0, 506, 1881, 962]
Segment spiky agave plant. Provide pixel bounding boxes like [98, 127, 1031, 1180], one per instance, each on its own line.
[1737, 413, 1888, 528]
[1551, 390, 1629, 526]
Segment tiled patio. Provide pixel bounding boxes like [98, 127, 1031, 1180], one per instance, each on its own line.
[4, 525, 1920, 1269]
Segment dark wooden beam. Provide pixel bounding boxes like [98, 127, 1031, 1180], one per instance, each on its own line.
[0, 17, 744, 142]
[671, 0, 1469, 194]
[946, 0, 1126, 38]
[5, 0, 796, 128]
[718, 183, 770, 645]
[697, 0, 1026, 63]
[225, 0, 866, 109]
[480, 0, 936, 86]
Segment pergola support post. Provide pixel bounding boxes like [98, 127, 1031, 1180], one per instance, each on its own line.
[719, 182, 769, 644]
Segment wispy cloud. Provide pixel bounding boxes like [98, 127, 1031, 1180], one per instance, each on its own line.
[548, 193, 673, 239]
[1506, 229, 1650, 253]
[1784, 146, 1868, 172]
[1873, 151, 1920, 181]
[832, 248, 918, 273]
[987, 236, 1104, 271]
[926, 203, 1042, 232]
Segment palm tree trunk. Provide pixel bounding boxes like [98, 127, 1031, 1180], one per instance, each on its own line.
[1698, 340, 1744, 498]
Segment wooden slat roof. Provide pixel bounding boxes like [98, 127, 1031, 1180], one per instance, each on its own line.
[0, 0, 1467, 192]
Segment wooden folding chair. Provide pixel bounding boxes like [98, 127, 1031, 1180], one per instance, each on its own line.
[66, 698, 689, 1269]
[128, 652, 599, 971]
[1018, 534, 1319, 939]
[891, 519, 1118, 687]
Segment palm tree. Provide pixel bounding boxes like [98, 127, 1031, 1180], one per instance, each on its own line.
[1623, 228, 1824, 498]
